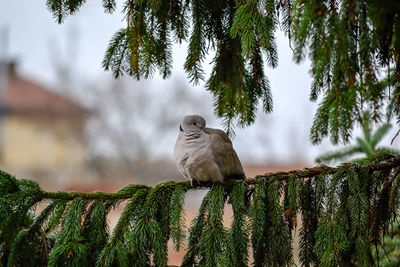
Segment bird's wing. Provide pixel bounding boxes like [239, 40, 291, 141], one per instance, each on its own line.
[207, 128, 245, 180]
[174, 133, 190, 180]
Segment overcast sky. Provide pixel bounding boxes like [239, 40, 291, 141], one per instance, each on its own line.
[3, 1, 397, 165]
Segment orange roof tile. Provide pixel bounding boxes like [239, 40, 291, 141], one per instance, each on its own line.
[1, 61, 88, 117]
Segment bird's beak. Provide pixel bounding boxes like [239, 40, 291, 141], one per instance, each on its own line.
[203, 128, 209, 134]
[180, 124, 184, 132]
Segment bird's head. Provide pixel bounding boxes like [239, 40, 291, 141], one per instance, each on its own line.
[180, 115, 208, 134]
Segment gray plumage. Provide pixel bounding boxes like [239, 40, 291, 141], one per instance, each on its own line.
[174, 115, 245, 184]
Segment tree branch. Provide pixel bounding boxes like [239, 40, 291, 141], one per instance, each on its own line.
[30, 155, 400, 201]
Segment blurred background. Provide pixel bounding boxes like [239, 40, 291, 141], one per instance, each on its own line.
[0, 0, 328, 189]
[1, 1, 399, 264]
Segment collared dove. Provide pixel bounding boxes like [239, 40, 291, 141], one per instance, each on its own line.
[174, 115, 245, 185]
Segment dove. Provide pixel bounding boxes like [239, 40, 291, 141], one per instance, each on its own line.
[174, 115, 245, 185]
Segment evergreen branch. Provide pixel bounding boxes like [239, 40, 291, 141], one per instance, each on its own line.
[299, 179, 319, 266]
[229, 181, 249, 266]
[6, 199, 62, 267]
[96, 189, 148, 266]
[132, 183, 170, 266]
[2, 155, 400, 203]
[170, 186, 187, 251]
[265, 179, 293, 265]
[371, 123, 392, 148]
[200, 184, 228, 266]
[48, 198, 90, 266]
[249, 178, 267, 265]
[102, 0, 116, 13]
[40, 185, 150, 200]
[347, 166, 372, 264]
[2, 155, 400, 265]
[361, 111, 372, 144]
[44, 0, 400, 144]
[315, 145, 362, 164]
[181, 191, 211, 266]
[356, 137, 375, 157]
[287, 174, 300, 216]
[82, 200, 111, 265]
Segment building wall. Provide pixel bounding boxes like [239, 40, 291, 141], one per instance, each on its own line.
[1, 114, 87, 173]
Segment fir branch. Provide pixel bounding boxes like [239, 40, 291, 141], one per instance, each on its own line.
[299, 179, 319, 266]
[347, 166, 372, 265]
[316, 145, 362, 164]
[199, 184, 228, 267]
[44, 0, 400, 143]
[40, 185, 150, 200]
[102, 0, 116, 13]
[371, 123, 392, 148]
[249, 178, 268, 265]
[170, 186, 187, 251]
[46, 0, 66, 23]
[97, 188, 148, 267]
[265, 179, 293, 265]
[229, 181, 249, 266]
[48, 198, 91, 266]
[7, 199, 63, 267]
[3, 154, 400, 266]
[82, 200, 113, 265]
[132, 183, 172, 266]
[102, 29, 129, 78]
[287, 174, 300, 216]
[182, 191, 211, 266]
[1, 155, 400, 203]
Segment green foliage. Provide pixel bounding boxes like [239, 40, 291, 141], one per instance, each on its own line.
[199, 184, 229, 266]
[45, 0, 400, 141]
[2, 155, 400, 266]
[229, 181, 249, 266]
[7, 199, 65, 267]
[298, 178, 321, 266]
[293, 0, 400, 144]
[182, 191, 211, 266]
[373, 217, 400, 266]
[48, 199, 90, 267]
[170, 186, 187, 251]
[250, 177, 293, 266]
[53, 0, 278, 134]
[316, 112, 400, 164]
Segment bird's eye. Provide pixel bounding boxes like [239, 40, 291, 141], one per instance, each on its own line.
[193, 123, 196, 126]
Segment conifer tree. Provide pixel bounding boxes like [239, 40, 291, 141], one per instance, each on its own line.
[373, 218, 400, 266]
[1, 1, 400, 266]
[315, 112, 400, 266]
[45, 0, 400, 138]
[316, 111, 400, 164]
[2, 154, 400, 266]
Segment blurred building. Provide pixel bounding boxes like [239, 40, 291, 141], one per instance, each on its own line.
[0, 61, 89, 185]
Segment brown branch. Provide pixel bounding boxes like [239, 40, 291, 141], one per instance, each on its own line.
[253, 155, 400, 180]
[7, 156, 400, 201]
[391, 128, 400, 145]
[40, 191, 145, 200]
